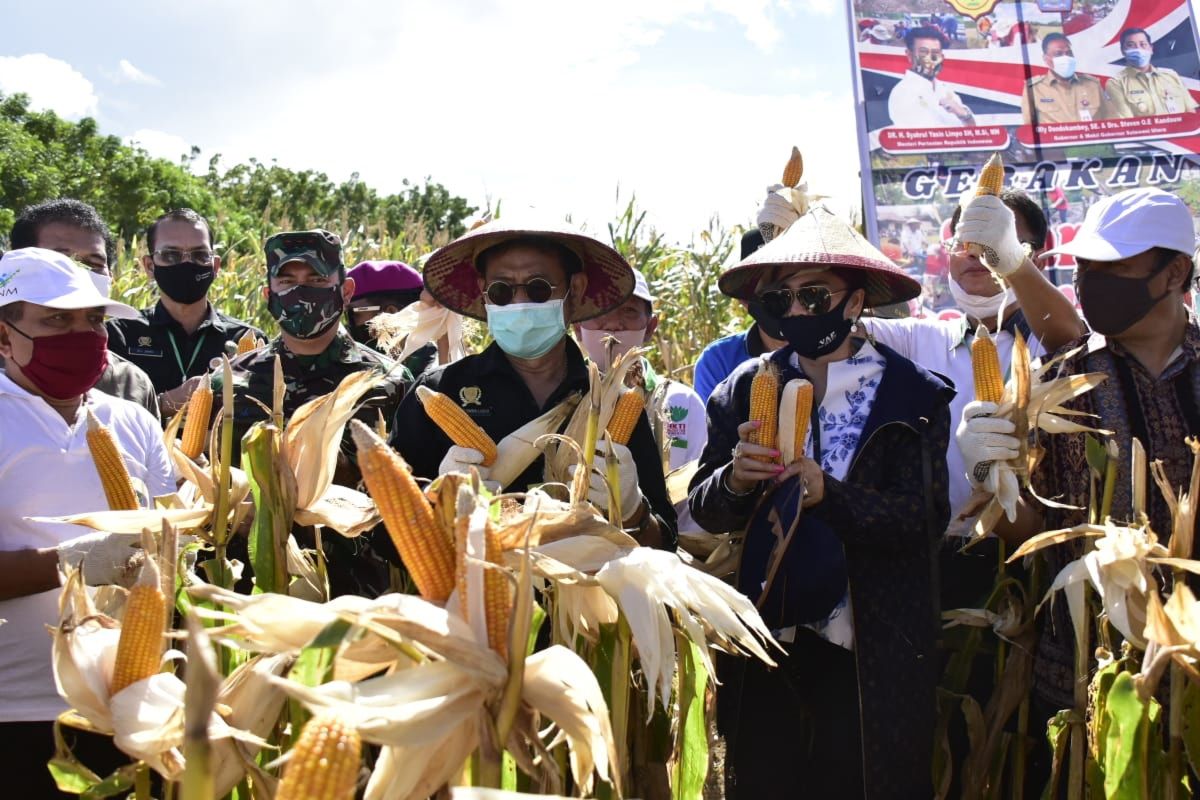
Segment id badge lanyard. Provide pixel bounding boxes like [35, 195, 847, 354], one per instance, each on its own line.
[168, 330, 208, 382]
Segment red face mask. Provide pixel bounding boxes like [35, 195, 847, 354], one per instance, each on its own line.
[7, 326, 109, 400]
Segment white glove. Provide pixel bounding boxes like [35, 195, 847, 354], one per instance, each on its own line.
[756, 184, 804, 240]
[955, 194, 1028, 277]
[438, 446, 492, 482]
[57, 532, 142, 586]
[957, 401, 1020, 487]
[567, 443, 643, 522]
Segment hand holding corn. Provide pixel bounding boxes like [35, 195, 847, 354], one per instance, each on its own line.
[56, 531, 143, 586]
[956, 154, 1027, 277]
[566, 442, 644, 522]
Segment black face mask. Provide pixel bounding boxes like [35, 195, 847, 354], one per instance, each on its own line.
[747, 300, 784, 340]
[1076, 261, 1171, 337]
[348, 322, 378, 349]
[155, 262, 215, 305]
[777, 293, 856, 359]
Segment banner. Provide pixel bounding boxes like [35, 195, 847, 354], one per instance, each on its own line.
[848, 0, 1200, 291]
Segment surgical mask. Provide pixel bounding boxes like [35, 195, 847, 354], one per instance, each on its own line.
[154, 262, 215, 305]
[6, 327, 108, 400]
[486, 299, 567, 359]
[1076, 264, 1170, 336]
[777, 293, 856, 359]
[579, 327, 645, 372]
[1124, 48, 1151, 68]
[268, 284, 344, 339]
[948, 277, 1011, 322]
[746, 299, 784, 340]
[1052, 55, 1077, 79]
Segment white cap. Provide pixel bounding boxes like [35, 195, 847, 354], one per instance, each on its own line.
[0, 248, 139, 319]
[632, 269, 655, 304]
[1043, 188, 1198, 262]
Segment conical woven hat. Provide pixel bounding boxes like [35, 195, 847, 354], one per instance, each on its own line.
[423, 215, 634, 322]
[719, 206, 920, 308]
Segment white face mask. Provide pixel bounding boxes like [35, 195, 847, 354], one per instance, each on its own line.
[1052, 55, 1077, 79]
[948, 276, 1010, 322]
[579, 327, 646, 372]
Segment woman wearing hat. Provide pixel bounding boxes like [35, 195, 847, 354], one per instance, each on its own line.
[688, 207, 954, 799]
[390, 217, 677, 549]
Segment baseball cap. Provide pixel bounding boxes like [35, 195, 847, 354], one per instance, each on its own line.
[0, 248, 139, 319]
[265, 229, 343, 277]
[631, 269, 655, 304]
[1042, 188, 1198, 262]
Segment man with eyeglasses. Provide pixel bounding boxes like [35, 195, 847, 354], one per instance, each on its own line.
[9, 199, 161, 420]
[106, 209, 262, 416]
[393, 217, 677, 550]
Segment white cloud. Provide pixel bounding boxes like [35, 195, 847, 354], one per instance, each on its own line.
[0, 54, 98, 119]
[116, 59, 162, 87]
[125, 129, 192, 163]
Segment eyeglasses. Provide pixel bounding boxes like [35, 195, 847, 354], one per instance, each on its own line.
[152, 248, 216, 266]
[758, 286, 849, 317]
[949, 239, 1040, 256]
[485, 278, 557, 306]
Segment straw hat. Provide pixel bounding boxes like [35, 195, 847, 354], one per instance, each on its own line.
[719, 206, 920, 308]
[422, 216, 634, 323]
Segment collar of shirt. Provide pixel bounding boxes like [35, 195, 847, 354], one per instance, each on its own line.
[148, 300, 228, 335]
[1084, 316, 1200, 373]
[744, 325, 769, 358]
[268, 328, 372, 371]
[474, 337, 591, 393]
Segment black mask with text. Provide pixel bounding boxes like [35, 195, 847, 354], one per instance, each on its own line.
[155, 262, 215, 305]
[778, 293, 856, 359]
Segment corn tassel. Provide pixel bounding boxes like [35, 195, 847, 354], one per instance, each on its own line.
[778, 379, 814, 465]
[275, 713, 361, 800]
[350, 420, 456, 601]
[748, 360, 779, 462]
[415, 385, 498, 467]
[975, 153, 1004, 196]
[180, 384, 213, 460]
[971, 327, 1005, 404]
[110, 559, 165, 695]
[86, 409, 138, 511]
[607, 388, 645, 446]
[456, 505, 512, 660]
[781, 145, 804, 188]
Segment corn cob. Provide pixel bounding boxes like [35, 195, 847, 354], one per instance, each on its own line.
[86, 409, 138, 511]
[607, 387, 645, 446]
[778, 379, 814, 465]
[275, 713, 361, 800]
[747, 360, 779, 462]
[456, 512, 512, 660]
[350, 421, 456, 601]
[110, 560, 165, 694]
[971, 327, 1005, 404]
[782, 146, 804, 188]
[416, 386, 498, 467]
[975, 153, 1004, 197]
[180, 383, 213, 460]
[235, 329, 260, 356]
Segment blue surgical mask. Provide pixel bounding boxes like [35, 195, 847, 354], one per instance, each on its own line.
[1052, 55, 1077, 80]
[1124, 48, 1151, 68]
[486, 299, 567, 359]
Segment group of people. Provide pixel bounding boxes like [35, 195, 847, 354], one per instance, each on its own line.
[0, 175, 1196, 798]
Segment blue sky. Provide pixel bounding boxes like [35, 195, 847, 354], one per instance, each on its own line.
[5, 0, 920, 241]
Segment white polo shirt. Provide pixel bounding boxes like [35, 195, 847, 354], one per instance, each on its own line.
[887, 69, 970, 128]
[0, 372, 175, 722]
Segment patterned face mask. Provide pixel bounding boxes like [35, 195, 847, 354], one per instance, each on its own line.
[913, 50, 944, 79]
[268, 284, 344, 339]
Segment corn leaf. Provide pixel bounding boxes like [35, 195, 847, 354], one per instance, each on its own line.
[242, 423, 291, 596]
[1183, 681, 1200, 784]
[1100, 671, 1153, 800]
[671, 637, 709, 800]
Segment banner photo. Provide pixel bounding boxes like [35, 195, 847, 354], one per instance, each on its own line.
[848, 0, 1200, 294]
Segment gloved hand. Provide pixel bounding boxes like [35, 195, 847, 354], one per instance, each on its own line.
[567, 442, 644, 522]
[756, 185, 803, 241]
[957, 401, 1020, 487]
[160, 375, 205, 416]
[438, 446, 492, 482]
[57, 531, 142, 586]
[955, 194, 1028, 277]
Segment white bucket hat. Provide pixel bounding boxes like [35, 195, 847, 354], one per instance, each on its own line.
[1043, 188, 1198, 262]
[0, 248, 139, 319]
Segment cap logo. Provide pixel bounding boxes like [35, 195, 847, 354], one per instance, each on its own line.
[460, 386, 482, 407]
[0, 268, 19, 297]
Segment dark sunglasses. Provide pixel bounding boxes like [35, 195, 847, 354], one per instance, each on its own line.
[758, 286, 848, 318]
[485, 278, 557, 306]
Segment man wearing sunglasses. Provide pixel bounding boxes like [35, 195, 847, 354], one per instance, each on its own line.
[106, 209, 263, 417]
[394, 218, 677, 550]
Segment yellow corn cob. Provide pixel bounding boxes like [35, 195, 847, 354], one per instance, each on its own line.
[971, 328, 1005, 404]
[235, 329, 260, 356]
[975, 153, 1004, 197]
[275, 713, 361, 800]
[607, 387, 645, 446]
[180, 384, 213, 460]
[86, 409, 138, 511]
[748, 360, 779, 462]
[778, 379, 814, 465]
[781, 145, 804, 188]
[456, 515, 513, 660]
[416, 385, 498, 467]
[350, 421, 456, 601]
[110, 561, 165, 694]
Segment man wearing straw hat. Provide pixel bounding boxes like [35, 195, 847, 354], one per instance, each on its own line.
[0, 248, 176, 794]
[394, 216, 677, 549]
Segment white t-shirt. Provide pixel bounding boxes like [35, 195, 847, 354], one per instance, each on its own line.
[0, 373, 175, 722]
[887, 70, 969, 128]
[862, 315, 1045, 530]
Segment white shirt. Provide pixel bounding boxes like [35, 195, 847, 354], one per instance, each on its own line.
[862, 316, 1045, 531]
[646, 371, 709, 533]
[0, 374, 175, 722]
[887, 70, 970, 128]
[900, 226, 926, 257]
